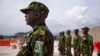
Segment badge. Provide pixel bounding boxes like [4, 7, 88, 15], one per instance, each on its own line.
[83, 37, 86, 40]
[65, 48, 67, 50]
[34, 41, 44, 53]
[75, 37, 77, 39]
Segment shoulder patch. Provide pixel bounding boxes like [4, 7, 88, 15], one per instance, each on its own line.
[75, 36, 77, 39]
[83, 37, 86, 40]
[39, 30, 45, 35]
[38, 26, 46, 35]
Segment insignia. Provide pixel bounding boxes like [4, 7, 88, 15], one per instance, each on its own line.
[34, 41, 44, 53]
[65, 48, 67, 50]
[40, 30, 45, 35]
[75, 37, 77, 39]
[31, 4, 34, 7]
[83, 37, 86, 40]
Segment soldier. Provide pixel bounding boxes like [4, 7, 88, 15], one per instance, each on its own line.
[73, 29, 81, 56]
[58, 32, 66, 56]
[65, 30, 72, 56]
[81, 27, 93, 56]
[16, 1, 54, 56]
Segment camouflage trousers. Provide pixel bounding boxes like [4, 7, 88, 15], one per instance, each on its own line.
[81, 53, 92, 56]
[59, 47, 66, 55]
[59, 53, 67, 56]
[66, 47, 72, 56]
[74, 49, 80, 56]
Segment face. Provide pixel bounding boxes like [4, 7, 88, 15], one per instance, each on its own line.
[67, 31, 70, 35]
[25, 10, 37, 26]
[74, 31, 78, 35]
[82, 30, 88, 34]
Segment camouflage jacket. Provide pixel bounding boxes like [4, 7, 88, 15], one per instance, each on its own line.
[66, 35, 72, 47]
[22, 26, 54, 56]
[58, 36, 66, 48]
[80, 34, 93, 54]
[73, 35, 81, 51]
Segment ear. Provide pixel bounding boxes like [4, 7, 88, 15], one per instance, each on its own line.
[35, 12, 40, 19]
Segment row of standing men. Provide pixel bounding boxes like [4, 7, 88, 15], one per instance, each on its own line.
[16, 1, 93, 56]
[58, 27, 94, 56]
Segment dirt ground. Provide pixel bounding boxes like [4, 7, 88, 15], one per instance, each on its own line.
[0, 41, 97, 56]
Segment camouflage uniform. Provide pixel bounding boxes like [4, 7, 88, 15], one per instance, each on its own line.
[16, 26, 54, 56]
[58, 32, 66, 56]
[81, 35, 93, 56]
[66, 30, 72, 56]
[81, 27, 93, 56]
[73, 35, 81, 56]
[16, 1, 54, 56]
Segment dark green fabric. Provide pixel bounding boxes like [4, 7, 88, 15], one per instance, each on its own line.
[58, 35, 66, 55]
[16, 26, 54, 56]
[66, 35, 72, 47]
[81, 34, 93, 56]
[65, 35, 72, 56]
[73, 35, 81, 56]
[20, 1, 48, 15]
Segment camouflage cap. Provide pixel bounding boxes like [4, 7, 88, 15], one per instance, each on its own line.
[66, 30, 70, 34]
[67, 30, 70, 32]
[82, 27, 89, 31]
[61, 31, 64, 34]
[74, 29, 79, 32]
[20, 1, 49, 15]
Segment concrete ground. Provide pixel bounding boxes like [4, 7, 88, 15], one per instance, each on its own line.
[0, 41, 97, 56]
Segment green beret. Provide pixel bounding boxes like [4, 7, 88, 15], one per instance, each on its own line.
[20, 1, 49, 15]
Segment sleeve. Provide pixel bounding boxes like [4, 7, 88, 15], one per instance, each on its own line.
[58, 37, 61, 47]
[73, 37, 76, 48]
[70, 36, 72, 47]
[89, 36, 93, 54]
[43, 30, 54, 56]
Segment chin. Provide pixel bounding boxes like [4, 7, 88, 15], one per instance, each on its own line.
[26, 23, 34, 27]
[26, 22, 28, 25]
[26, 22, 30, 25]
